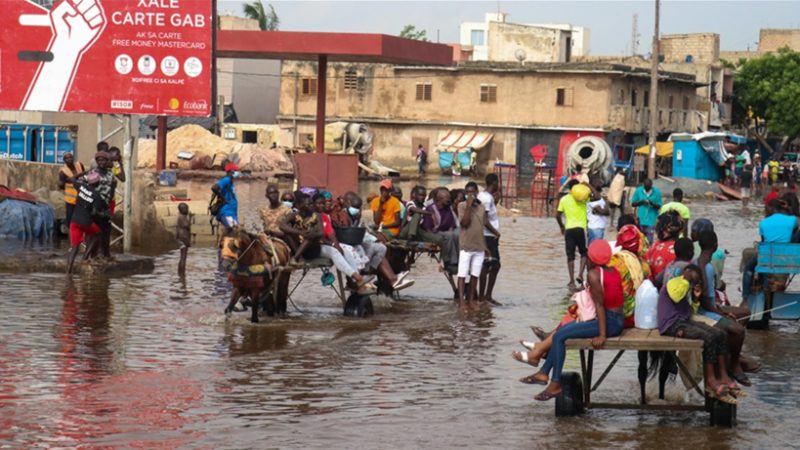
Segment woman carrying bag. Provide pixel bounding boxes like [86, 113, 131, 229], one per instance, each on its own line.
[531, 239, 626, 401]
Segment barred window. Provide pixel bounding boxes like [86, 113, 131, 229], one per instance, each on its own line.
[415, 83, 432, 101]
[344, 69, 358, 91]
[301, 78, 317, 96]
[480, 84, 497, 102]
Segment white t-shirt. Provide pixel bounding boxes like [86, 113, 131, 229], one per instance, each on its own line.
[587, 198, 608, 230]
[478, 190, 499, 236]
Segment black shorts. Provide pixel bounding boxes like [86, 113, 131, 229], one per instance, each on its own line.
[564, 228, 587, 261]
[484, 236, 500, 267]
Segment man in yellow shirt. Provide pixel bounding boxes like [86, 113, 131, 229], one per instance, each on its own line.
[371, 179, 403, 239]
[556, 180, 589, 291]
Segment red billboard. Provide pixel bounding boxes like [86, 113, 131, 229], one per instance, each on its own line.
[0, 0, 213, 117]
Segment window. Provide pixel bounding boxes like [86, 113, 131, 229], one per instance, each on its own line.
[683, 95, 689, 110]
[618, 89, 625, 104]
[668, 111, 674, 125]
[631, 89, 638, 107]
[415, 83, 432, 101]
[471, 29, 485, 46]
[643, 91, 649, 107]
[658, 110, 663, 124]
[480, 84, 497, 103]
[668, 95, 674, 109]
[344, 69, 358, 91]
[556, 87, 573, 106]
[683, 111, 688, 126]
[242, 130, 257, 143]
[301, 78, 317, 96]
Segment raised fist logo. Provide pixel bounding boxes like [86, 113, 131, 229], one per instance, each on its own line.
[21, 0, 107, 111]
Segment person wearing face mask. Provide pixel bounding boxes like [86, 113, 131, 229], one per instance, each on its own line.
[333, 193, 413, 291]
[210, 163, 240, 231]
[259, 184, 291, 238]
[421, 188, 460, 274]
[280, 191, 295, 209]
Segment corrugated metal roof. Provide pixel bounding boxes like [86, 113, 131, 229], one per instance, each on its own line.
[435, 129, 493, 151]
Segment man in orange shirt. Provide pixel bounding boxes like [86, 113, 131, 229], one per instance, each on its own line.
[371, 179, 402, 239]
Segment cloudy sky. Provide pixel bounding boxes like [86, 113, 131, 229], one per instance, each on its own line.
[216, 1, 799, 55]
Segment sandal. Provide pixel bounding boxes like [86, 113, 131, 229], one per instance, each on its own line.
[727, 383, 748, 398]
[520, 373, 548, 385]
[534, 389, 562, 401]
[705, 385, 737, 405]
[732, 372, 752, 387]
[520, 340, 537, 351]
[512, 350, 539, 367]
[530, 326, 548, 342]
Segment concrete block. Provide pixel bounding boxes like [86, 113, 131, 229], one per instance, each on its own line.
[160, 215, 179, 228]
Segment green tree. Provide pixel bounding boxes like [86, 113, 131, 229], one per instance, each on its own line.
[242, 1, 280, 31]
[399, 25, 427, 41]
[735, 48, 800, 158]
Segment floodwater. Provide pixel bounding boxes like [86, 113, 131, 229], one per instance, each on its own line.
[1, 179, 798, 449]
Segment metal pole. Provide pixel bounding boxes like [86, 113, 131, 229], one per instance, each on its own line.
[123, 116, 133, 253]
[97, 113, 103, 144]
[315, 54, 327, 154]
[156, 116, 167, 171]
[647, 0, 660, 180]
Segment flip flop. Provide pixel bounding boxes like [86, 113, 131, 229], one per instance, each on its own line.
[512, 350, 539, 367]
[530, 326, 548, 341]
[705, 385, 737, 405]
[534, 389, 562, 401]
[520, 340, 537, 351]
[727, 383, 748, 398]
[393, 279, 415, 291]
[732, 372, 752, 387]
[520, 374, 548, 385]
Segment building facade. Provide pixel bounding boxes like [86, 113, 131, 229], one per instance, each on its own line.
[459, 12, 589, 63]
[277, 61, 700, 175]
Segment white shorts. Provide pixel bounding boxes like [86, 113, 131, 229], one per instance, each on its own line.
[219, 216, 239, 229]
[741, 187, 751, 198]
[457, 250, 485, 278]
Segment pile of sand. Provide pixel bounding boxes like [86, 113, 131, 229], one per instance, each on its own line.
[137, 124, 293, 173]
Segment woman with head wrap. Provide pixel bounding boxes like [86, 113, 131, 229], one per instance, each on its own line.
[645, 210, 685, 281]
[608, 223, 651, 328]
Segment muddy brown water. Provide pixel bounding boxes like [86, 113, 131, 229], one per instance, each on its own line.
[1, 178, 798, 449]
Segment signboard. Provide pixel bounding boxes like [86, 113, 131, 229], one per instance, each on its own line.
[0, 0, 213, 117]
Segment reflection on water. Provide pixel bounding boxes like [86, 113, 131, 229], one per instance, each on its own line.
[0, 195, 798, 449]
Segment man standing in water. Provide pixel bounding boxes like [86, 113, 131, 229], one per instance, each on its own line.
[57, 152, 85, 230]
[416, 144, 427, 175]
[479, 173, 502, 305]
[176, 203, 191, 275]
[556, 180, 589, 291]
[93, 151, 117, 259]
[631, 178, 662, 243]
[457, 182, 489, 308]
[210, 163, 240, 232]
[66, 170, 106, 273]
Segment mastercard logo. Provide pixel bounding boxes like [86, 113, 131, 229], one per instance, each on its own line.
[168, 98, 180, 109]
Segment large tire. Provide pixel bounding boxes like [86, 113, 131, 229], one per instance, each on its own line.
[709, 397, 737, 427]
[555, 371, 585, 417]
[344, 293, 374, 318]
[565, 136, 612, 182]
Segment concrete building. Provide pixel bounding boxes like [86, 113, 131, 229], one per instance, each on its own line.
[459, 12, 589, 62]
[277, 60, 700, 177]
[720, 28, 800, 63]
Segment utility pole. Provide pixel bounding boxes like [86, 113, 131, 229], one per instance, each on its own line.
[631, 14, 639, 56]
[647, 0, 660, 180]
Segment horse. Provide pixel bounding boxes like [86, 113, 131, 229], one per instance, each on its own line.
[221, 229, 291, 323]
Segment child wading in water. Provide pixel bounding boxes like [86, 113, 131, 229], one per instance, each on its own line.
[177, 202, 192, 274]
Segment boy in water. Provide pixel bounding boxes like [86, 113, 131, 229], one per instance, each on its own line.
[177, 202, 191, 274]
[66, 170, 107, 274]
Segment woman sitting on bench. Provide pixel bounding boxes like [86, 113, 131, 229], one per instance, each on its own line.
[531, 240, 625, 401]
[657, 265, 743, 404]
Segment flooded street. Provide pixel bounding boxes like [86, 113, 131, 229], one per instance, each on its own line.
[1, 183, 798, 449]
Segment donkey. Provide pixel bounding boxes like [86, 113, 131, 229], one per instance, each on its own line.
[221, 229, 291, 323]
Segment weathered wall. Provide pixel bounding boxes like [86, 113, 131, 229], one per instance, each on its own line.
[758, 29, 800, 52]
[487, 21, 563, 62]
[285, 120, 518, 173]
[661, 33, 720, 64]
[608, 78, 700, 133]
[280, 61, 616, 130]
[0, 159, 61, 192]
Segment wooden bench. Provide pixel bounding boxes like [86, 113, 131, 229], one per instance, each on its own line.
[561, 328, 736, 427]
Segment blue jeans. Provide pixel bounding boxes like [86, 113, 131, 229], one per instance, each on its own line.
[587, 228, 605, 245]
[540, 311, 624, 382]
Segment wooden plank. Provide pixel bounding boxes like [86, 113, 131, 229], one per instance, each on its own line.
[566, 328, 702, 351]
[588, 402, 705, 412]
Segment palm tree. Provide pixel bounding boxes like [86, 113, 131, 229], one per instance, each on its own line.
[242, 1, 280, 31]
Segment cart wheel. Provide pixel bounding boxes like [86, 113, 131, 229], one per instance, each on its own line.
[555, 371, 584, 417]
[708, 397, 736, 427]
[746, 316, 770, 330]
[344, 293, 374, 318]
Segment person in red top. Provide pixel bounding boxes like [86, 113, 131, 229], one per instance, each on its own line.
[529, 240, 625, 401]
[646, 210, 685, 282]
[764, 184, 780, 206]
